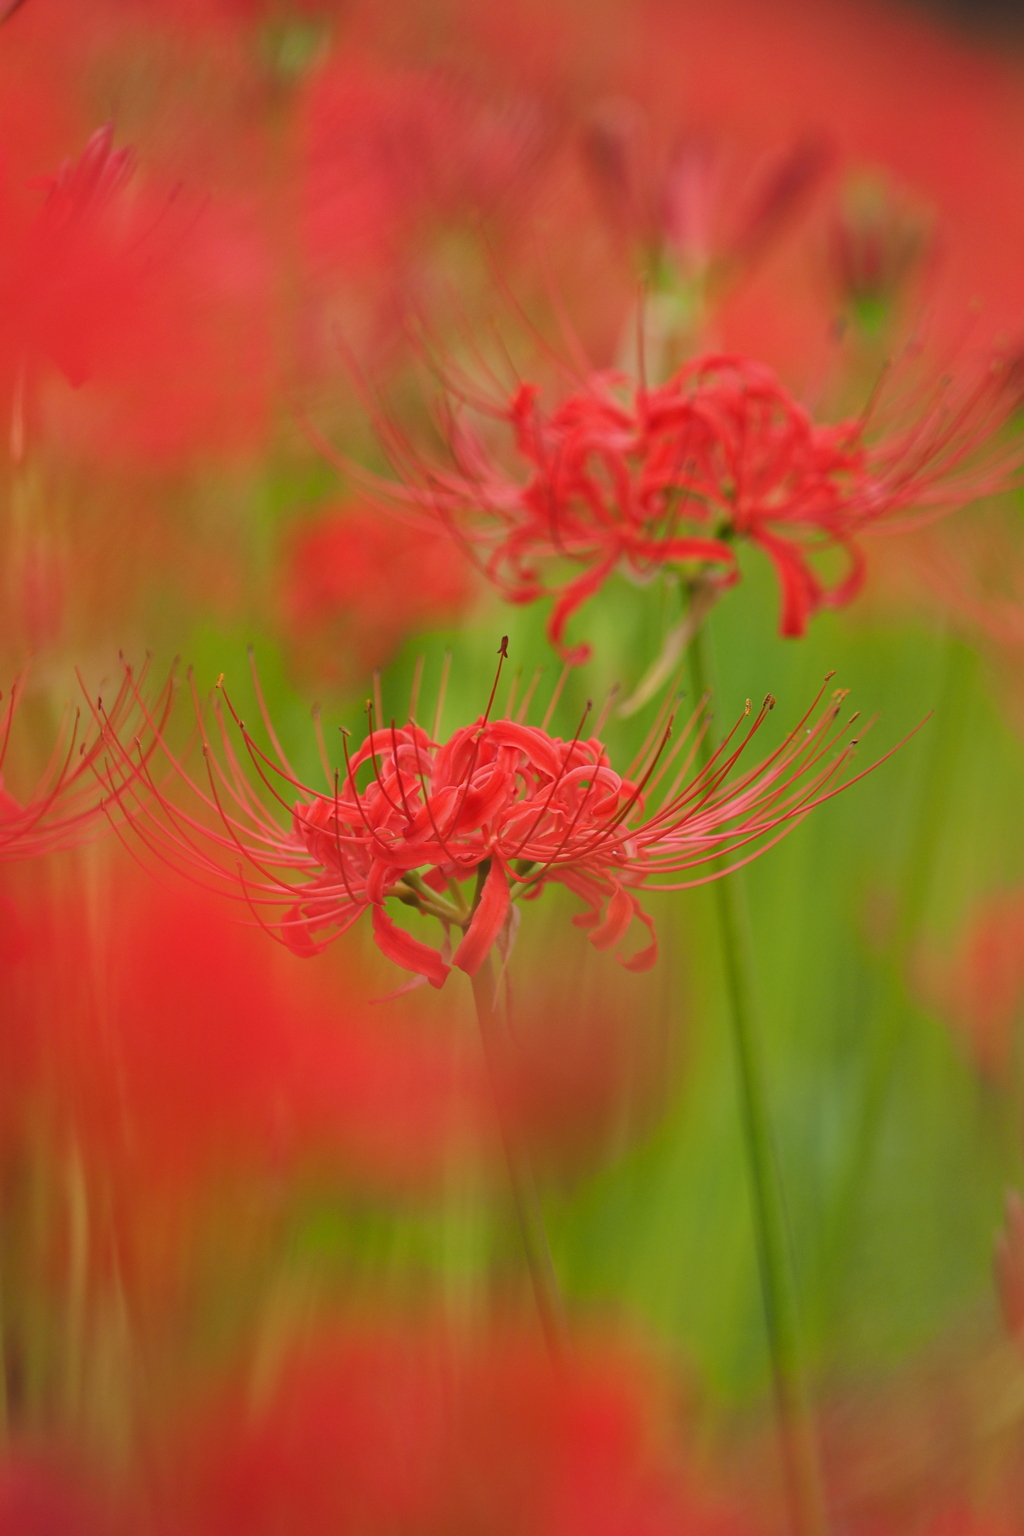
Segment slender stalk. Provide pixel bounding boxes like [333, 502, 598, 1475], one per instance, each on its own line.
[470, 953, 569, 1359]
[689, 619, 828, 1536]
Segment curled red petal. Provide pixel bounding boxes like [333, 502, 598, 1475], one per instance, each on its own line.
[280, 906, 328, 959]
[620, 900, 658, 972]
[751, 529, 823, 638]
[365, 859, 392, 904]
[453, 857, 510, 977]
[483, 721, 562, 777]
[587, 884, 659, 971]
[452, 767, 516, 836]
[372, 904, 450, 989]
[627, 534, 737, 572]
[546, 549, 620, 663]
[819, 534, 867, 611]
[588, 882, 634, 952]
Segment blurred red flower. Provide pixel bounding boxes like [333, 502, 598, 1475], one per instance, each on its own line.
[0, 870, 483, 1204]
[582, 102, 832, 290]
[0, 124, 272, 468]
[618, 0, 1024, 372]
[825, 173, 933, 327]
[298, 48, 548, 368]
[0, 863, 489, 1372]
[280, 499, 475, 682]
[302, 54, 542, 271]
[175, 1325, 736, 1536]
[917, 888, 1024, 1079]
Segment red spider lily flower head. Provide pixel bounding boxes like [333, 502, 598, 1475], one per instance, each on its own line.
[174, 1324, 742, 1536]
[582, 103, 831, 288]
[280, 498, 475, 686]
[302, 54, 545, 267]
[22, 124, 136, 388]
[826, 173, 933, 332]
[0, 124, 130, 436]
[0, 123, 272, 467]
[299, 51, 547, 367]
[101, 642, 885, 993]
[357, 345, 1024, 662]
[0, 661, 174, 863]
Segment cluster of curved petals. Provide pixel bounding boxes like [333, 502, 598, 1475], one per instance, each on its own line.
[100, 663, 875, 990]
[371, 350, 1024, 657]
[0, 662, 171, 862]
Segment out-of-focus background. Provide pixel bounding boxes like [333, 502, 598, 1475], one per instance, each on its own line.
[4, 1, 1024, 1531]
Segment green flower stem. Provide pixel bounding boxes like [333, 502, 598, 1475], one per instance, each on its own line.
[470, 954, 569, 1360]
[398, 872, 466, 927]
[689, 621, 829, 1536]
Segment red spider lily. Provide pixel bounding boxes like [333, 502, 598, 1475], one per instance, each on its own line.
[298, 50, 549, 370]
[280, 498, 474, 684]
[0, 122, 272, 467]
[16, 123, 136, 389]
[174, 1324, 739, 1536]
[826, 175, 932, 327]
[0, 662, 173, 863]
[97, 644, 882, 991]
[354, 348, 1024, 661]
[0, 123, 130, 442]
[302, 54, 545, 280]
[582, 103, 831, 286]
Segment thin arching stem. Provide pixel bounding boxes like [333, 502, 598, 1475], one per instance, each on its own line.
[689, 613, 829, 1536]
